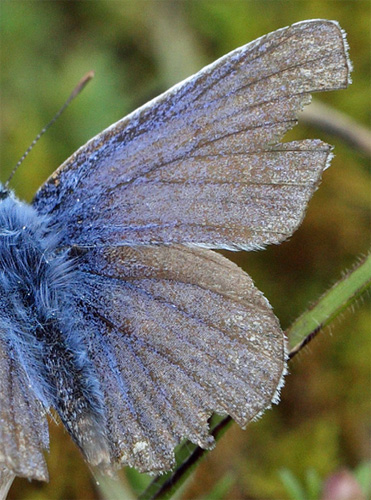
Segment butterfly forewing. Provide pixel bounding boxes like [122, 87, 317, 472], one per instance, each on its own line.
[32, 20, 350, 250]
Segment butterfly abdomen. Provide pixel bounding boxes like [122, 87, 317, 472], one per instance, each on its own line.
[0, 190, 110, 468]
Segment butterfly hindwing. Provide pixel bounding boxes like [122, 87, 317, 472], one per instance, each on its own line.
[0, 339, 49, 481]
[72, 245, 285, 471]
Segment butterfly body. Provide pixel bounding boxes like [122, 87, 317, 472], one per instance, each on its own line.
[0, 191, 110, 474]
[0, 19, 351, 482]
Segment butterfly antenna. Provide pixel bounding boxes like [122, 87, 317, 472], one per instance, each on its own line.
[4, 71, 95, 189]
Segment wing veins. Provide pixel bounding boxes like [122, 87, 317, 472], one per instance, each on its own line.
[84, 295, 269, 412]
[83, 271, 279, 360]
[188, 23, 313, 105]
[49, 36, 340, 202]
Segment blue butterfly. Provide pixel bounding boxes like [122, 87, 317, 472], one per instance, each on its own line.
[0, 19, 351, 482]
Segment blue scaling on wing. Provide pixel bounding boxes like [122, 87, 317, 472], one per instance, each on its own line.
[33, 20, 350, 251]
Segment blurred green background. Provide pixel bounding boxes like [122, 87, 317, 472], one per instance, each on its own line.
[0, 1, 369, 499]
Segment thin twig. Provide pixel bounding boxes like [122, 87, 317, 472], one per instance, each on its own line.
[0, 469, 15, 500]
[301, 100, 371, 157]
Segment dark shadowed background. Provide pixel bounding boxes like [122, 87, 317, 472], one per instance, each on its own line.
[0, 1, 370, 499]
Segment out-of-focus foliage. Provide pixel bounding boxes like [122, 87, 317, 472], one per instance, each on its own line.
[0, 1, 369, 499]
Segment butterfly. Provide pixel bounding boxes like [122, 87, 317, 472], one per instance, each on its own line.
[0, 19, 351, 483]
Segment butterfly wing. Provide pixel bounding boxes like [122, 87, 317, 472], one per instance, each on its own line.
[73, 245, 285, 472]
[28, 20, 351, 473]
[33, 20, 350, 250]
[0, 339, 49, 481]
